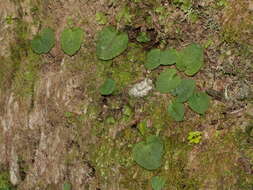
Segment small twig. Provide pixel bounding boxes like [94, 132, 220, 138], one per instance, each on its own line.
[206, 88, 225, 102]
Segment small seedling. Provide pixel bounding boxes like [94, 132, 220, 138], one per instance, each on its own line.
[155, 69, 181, 93]
[31, 27, 55, 54]
[173, 0, 193, 13]
[64, 112, 73, 118]
[187, 131, 202, 144]
[137, 120, 148, 136]
[99, 78, 116, 95]
[151, 176, 166, 190]
[60, 27, 84, 56]
[105, 116, 116, 124]
[116, 6, 132, 24]
[136, 32, 151, 43]
[5, 15, 15, 24]
[168, 101, 185, 121]
[133, 135, 164, 170]
[216, 0, 228, 7]
[96, 26, 129, 60]
[96, 12, 108, 25]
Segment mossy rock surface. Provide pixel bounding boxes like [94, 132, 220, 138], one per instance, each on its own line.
[0, 0, 252, 190]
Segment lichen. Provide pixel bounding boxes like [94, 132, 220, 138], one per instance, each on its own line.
[129, 78, 153, 97]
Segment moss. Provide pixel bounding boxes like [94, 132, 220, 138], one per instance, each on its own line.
[142, 98, 199, 188]
[162, 138, 198, 189]
[189, 128, 253, 189]
[96, 43, 145, 93]
[4, 17, 41, 98]
[12, 51, 40, 98]
[0, 57, 15, 91]
[143, 96, 174, 135]
[88, 91, 201, 189]
[0, 168, 14, 189]
[64, 43, 145, 101]
[90, 136, 134, 186]
[232, 128, 253, 189]
[221, 0, 253, 45]
[0, 19, 31, 91]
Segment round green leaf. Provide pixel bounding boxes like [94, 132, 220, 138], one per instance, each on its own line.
[145, 49, 161, 70]
[96, 26, 129, 60]
[184, 44, 204, 76]
[145, 49, 177, 70]
[99, 78, 116, 95]
[60, 27, 84, 56]
[168, 101, 185, 121]
[171, 79, 196, 102]
[133, 136, 164, 170]
[176, 43, 204, 76]
[188, 91, 210, 114]
[175, 50, 187, 72]
[155, 69, 181, 93]
[160, 49, 178, 66]
[151, 176, 166, 190]
[31, 28, 55, 54]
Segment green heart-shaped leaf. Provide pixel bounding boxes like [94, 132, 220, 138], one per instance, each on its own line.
[176, 44, 204, 76]
[171, 79, 196, 103]
[151, 176, 166, 190]
[145, 49, 161, 70]
[60, 27, 84, 56]
[99, 78, 116, 95]
[175, 50, 187, 72]
[188, 91, 210, 114]
[145, 49, 177, 70]
[31, 28, 55, 54]
[155, 69, 181, 93]
[168, 101, 185, 121]
[160, 49, 178, 66]
[133, 136, 164, 170]
[96, 26, 129, 60]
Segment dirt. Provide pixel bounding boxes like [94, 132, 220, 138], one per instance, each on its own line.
[0, 0, 252, 190]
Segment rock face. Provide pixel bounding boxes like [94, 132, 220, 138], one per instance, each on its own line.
[0, 66, 94, 189]
[0, 0, 252, 190]
[0, 2, 98, 188]
[128, 79, 153, 97]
